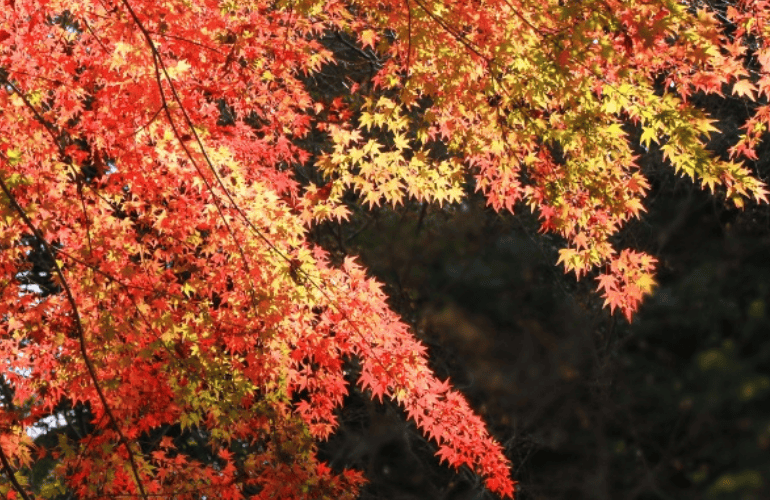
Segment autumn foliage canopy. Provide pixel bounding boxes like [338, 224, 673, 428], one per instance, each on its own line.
[1, 0, 769, 498]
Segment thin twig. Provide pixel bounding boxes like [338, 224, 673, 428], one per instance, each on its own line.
[0, 162, 149, 500]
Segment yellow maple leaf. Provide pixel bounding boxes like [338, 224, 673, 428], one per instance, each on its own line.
[360, 30, 377, 50]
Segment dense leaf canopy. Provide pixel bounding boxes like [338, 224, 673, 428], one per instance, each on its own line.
[1, 0, 769, 499]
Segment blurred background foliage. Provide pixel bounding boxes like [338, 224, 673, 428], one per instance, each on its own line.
[312, 94, 770, 499]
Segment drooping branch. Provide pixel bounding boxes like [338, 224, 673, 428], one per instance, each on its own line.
[0, 158, 150, 500]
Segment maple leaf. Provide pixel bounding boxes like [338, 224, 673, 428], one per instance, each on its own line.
[360, 29, 378, 50]
[596, 273, 617, 294]
[733, 78, 758, 99]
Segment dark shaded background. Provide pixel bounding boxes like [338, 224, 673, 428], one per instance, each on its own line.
[313, 92, 770, 499]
